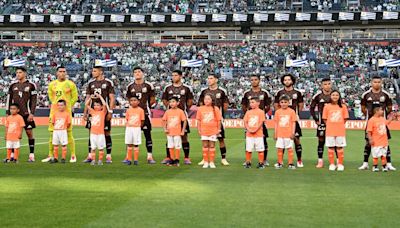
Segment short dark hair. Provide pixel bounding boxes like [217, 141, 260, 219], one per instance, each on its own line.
[168, 96, 180, 102]
[172, 70, 183, 76]
[208, 73, 220, 79]
[250, 97, 260, 102]
[372, 75, 382, 80]
[372, 104, 383, 114]
[58, 100, 66, 105]
[279, 94, 290, 102]
[15, 67, 27, 72]
[10, 103, 20, 109]
[129, 95, 139, 100]
[56, 66, 66, 71]
[280, 73, 296, 85]
[93, 66, 103, 70]
[250, 75, 260, 79]
[133, 66, 143, 72]
[321, 78, 331, 82]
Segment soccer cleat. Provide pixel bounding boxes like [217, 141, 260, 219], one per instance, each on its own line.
[316, 159, 324, 168]
[3, 158, 10, 163]
[122, 159, 130, 164]
[372, 166, 380, 172]
[125, 160, 132, 165]
[288, 164, 296, 170]
[382, 167, 388, 172]
[358, 162, 369, 170]
[242, 161, 247, 166]
[184, 158, 192, 165]
[329, 164, 336, 171]
[209, 162, 216, 169]
[69, 156, 77, 163]
[50, 158, 58, 164]
[97, 160, 103, 166]
[386, 163, 396, 171]
[161, 157, 171, 164]
[221, 159, 230, 166]
[90, 160, 96, 166]
[83, 157, 92, 163]
[106, 155, 112, 164]
[274, 163, 283, 169]
[174, 160, 180, 167]
[244, 162, 251, 169]
[257, 163, 265, 169]
[28, 153, 35, 162]
[202, 162, 209, 168]
[263, 160, 270, 167]
[12, 159, 19, 164]
[41, 156, 52, 163]
[337, 164, 344, 171]
[10, 157, 15, 162]
[297, 160, 304, 168]
[198, 159, 205, 166]
[147, 159, 156, 164]
[61, 158, 66, 164]
[133, 160, 139, 166]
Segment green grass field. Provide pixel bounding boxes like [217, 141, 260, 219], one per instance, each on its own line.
[0, 126, 399, 227]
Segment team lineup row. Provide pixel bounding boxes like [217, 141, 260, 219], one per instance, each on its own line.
[4, 66, 397, 172]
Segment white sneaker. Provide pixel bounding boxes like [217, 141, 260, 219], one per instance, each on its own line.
[329, 164, 336, 171]
[242, 161, 247, 166]
[382, 167, 388, 172]
[198, 159, 205, 166]
[358, 162, 369, 170]
[41, 156, 52, 163]
[264, 160, 270, 167]
[202, 162, 209, 168]
[337, 164, 344, 171]
[209, 162, 216, 168]
[297, 161, 304, 168]
[28, 153, 35, 162]
[386, 163, 396, 171]
[372, 167, 380, 172]
[70, 155, 77, 163]
[221, 159, 229, 166]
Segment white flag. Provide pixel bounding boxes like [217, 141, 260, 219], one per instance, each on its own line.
[171, 14, 186, 22]
[274, 13, 289, 21]
[339, 12, 354, 21]
[10, 15, 24, 23]
[70, 15, 85, 22]
[233, 13, 247, 22]
[30, 14, 44, 23]
[0, 15, 4, 23]
[212, 14, 227, 22]
[192, 14, 206, 22]
[111, 14, 125, 22]
[253, 13, 268, 22]
[50, 15, 64, 23]
[151, 14, 165, 22]
[317, 12, 332, 21]
[130, 14, 145, 22]
[361, 12, 376, 20]
[295, 13, 311, 21]
[383, 11, 398, 20]
[90, 15, 105, 22]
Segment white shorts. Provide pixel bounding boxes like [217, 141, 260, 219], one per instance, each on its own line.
[90, 134, 106, 150]
[246, 137, 265, 152]
[201, 135, 218, 142]
[372, 146, 388, 158]
[325, 136, 347, 147]
[167, 136, 182, 149]
[6, 140, 20, 149]
[52, 130, 68, 146]
[276, 138, 293, 149]
[125, 127, 142, 145]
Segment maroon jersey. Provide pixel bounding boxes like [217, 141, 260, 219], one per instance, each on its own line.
[7, 80, 37, 116]
[126, 81, 155, 115]
[310, 90, 331, 122]
[198, 87, 229, 116]
[86, 78, 115, 105]
[361, 89, 392, 119]
[241, 88, 272, 113]
[274, 88, 304, 114]
[161, 83, 194, 113]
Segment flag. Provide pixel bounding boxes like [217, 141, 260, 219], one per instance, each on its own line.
[70, 14, 85, 22]
[110, 14, 125, 22]
[212, 14, 227, 22]
[10, 15, 24, 23]
[253, 13, 268, 22]
[90, 15, 104, 22]
[30, 14, 44, 23]
[191, 14, 206, 22]
[361, 12, 376, 20]
[171, 14, 186, 22]
[339, 12, 354, 21]
[151, 14, 165, 22]
[4, 59, 25, 67]
[130, 14, 145, 22]
[286, 59, 308, 67]
[274, 13, 289, 21]
[180, 59, 203, 67]
[50, 15, 64, 23]
[383, 11, 398, 20]
[95, 59, 117, 67]
[317, 12, 332, 21]
[378, 59, 400, 67]
[0, 15, 4, 23]
[295, 13, 311, 21]
[233, 13, 247, 22]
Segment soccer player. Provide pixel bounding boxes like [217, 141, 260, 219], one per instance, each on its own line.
[126, 66, 156, 164]
[42, 66, 78, 163]
[359, 76, 396, 171]
[322, 91, 349, 172]
[198, 74, 230, 166]
[162, 96, 187, 167]
[85, 94, 109, 166]
[4, 103, 25, 163]
[243, 97, 266, 169]
[83, 66, 115, 163]
[241, 75, 272, 166]
[6, 67, 37, 162]
[123, 96, 145, 166]
[274, 74, 304, 168]
[50, 100, 71, 164]
[367, 105, 397, 172]
[161, 70, 194, 165]
[274, 95, 297, 170]
[310, 78, 332, 168]
[196, 94, 222, 169]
